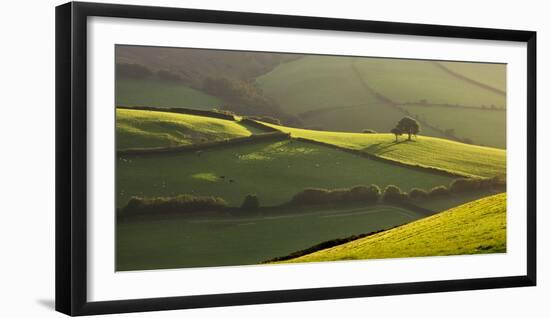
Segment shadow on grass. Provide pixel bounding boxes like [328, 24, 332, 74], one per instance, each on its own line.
[362, 139, 415, 156]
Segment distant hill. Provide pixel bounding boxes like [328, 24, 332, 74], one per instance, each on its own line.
[276, 192, 506, 263]
[116, 45, 300, 87]
[116, 45, 302, 122]
[258, 56, 506, 148]
[115, 46, 507, 148]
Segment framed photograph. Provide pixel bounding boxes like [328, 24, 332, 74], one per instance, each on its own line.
[56, 1, 536, 316]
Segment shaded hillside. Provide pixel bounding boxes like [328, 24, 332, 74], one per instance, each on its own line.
[116, 45, 300, 87]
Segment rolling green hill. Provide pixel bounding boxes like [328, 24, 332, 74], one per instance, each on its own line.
[116, 108, 261, 150]
[276, 193, 506, 263]
[262, 122, 506, 178]
[116, 138, 455, 208]
[116, 79, 222, 110]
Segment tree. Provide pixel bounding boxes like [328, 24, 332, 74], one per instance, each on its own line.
[241, 194, 260, 210]
[390, 128, 402, 142]
[382, 185, 404, 203]
[395, 116, 420, 140]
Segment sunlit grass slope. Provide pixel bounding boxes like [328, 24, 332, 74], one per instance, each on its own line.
[278, 193, 506, 263]
[116, 139, 455, 207]
[116, 78, 221, 110]
[262, 123, 506, 178]
[116, 108, 258, 150]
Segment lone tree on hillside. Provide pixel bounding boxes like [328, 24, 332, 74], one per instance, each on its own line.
[390, 127, 402, 142]
[395, 116, 420, 141]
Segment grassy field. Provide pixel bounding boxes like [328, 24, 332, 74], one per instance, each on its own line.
[437, 61, 506, 92]
[116, 78, 221, 110]
[301, 104, 446, 137]
[413, 189, 502, 212]
[116, 108, 262, 150]
[399, 104, 506, 148]
[257, 55, 506, 148]
[116, 204, 424, 270]
[277, 193, 506, 264]
[257, 56, 380, 114]
[352, 58, 506, 108]
[116, 139, 455, 208]
[262, 123, 506, 178]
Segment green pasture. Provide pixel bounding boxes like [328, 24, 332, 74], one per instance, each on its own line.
[303, 104, 446, 137]
[263, 122, 506, 178]
[116, 204, 423, 270]
[352, 58, 506, 108]
[256, 56, 380, 115]
[278, 193, 506, 264]
[413, 189, 502, 212]
[257, 55, 506, 139]
[116, 78, 221, 109]
[399, 104, 506, 148]
[116, 108, 261, 150]
[116, 139, 455, 208]
[437, 61, 506, 92]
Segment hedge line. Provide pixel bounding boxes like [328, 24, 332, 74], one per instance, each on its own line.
[116, 106, 235, 121]
[119, 194, 229, 217]
[262, 230, 389, 263]
[239, 118, 281, 132]
[118, 131, 291, 157]
[289, 185, 381, 206]
[118, 178, 505, 219]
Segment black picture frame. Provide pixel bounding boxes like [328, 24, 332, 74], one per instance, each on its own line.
[55, 1, 537, 316]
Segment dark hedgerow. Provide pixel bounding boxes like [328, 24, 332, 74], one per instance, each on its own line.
[121, 194, 228, 217]
[345, 185, 381, 203]
[362, 129, 377, 134]
[241, 194, 260, 210]
[429, 185, 450, 197]
[449, 177, 506, 193]
[382, 185, 405, 203]
[290, 188, 333, 205]
[290, 185, 381, 206]
[409, 188, 429, 201]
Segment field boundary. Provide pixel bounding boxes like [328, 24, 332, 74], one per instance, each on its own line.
[349, 61, 474, 144]
[117, 105, 236, 121]
[397, 102, 506, 111]
[239, 118, 281, 132]
[118, 131, 290, 157]
[432, 61, 506, 96]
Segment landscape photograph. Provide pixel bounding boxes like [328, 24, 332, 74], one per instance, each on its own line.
[115, 45, 507, 271]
